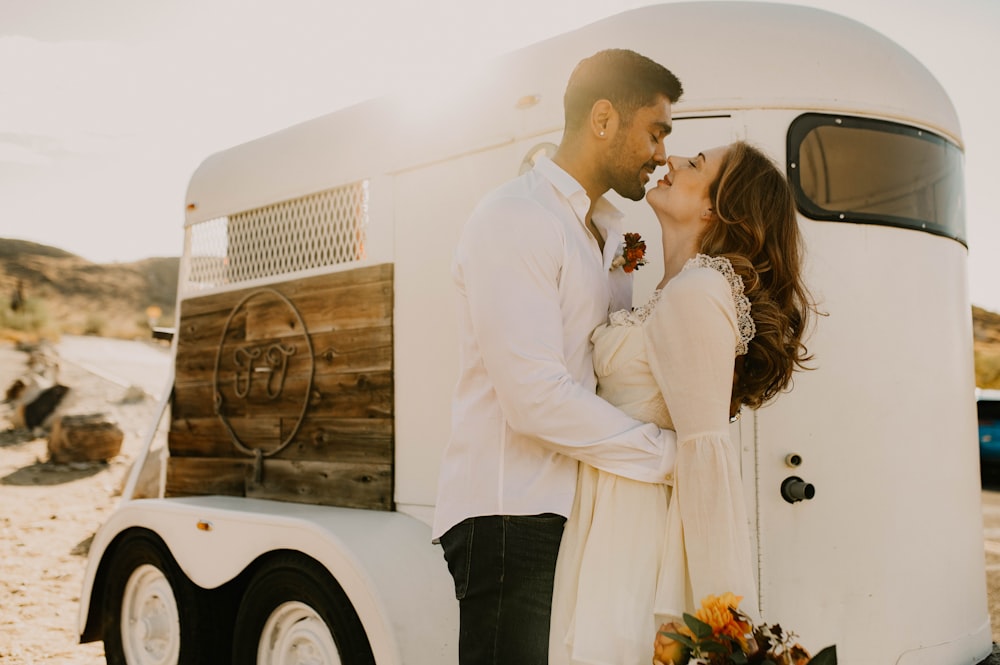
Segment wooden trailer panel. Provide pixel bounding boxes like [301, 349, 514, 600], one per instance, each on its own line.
[166, 263, 394, 510]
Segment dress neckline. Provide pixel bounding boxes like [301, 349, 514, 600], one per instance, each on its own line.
[605, 254, 756, 356]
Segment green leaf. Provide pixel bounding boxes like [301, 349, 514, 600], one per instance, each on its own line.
[699, 641, 729, 653]
[662, 632, 696, 649]
[808, 645, 838, 664]
[683, 613, 714, 640]
[731, 651, 749, 664]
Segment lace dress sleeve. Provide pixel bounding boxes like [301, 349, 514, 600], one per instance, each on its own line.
[642, 257, 759, 622]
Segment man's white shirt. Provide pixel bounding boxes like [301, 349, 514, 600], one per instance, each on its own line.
[432, 157, 676, 540]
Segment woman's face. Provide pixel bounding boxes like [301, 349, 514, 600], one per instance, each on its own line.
[646, 144, 729, 222]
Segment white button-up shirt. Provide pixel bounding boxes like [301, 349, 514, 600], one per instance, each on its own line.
[432, 157, 676, 540]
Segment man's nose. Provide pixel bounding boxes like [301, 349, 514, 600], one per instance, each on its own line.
[653, 144, 667, 166]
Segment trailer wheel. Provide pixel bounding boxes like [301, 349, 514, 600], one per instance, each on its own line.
[103, 530, 223, 665]
[232, 553, 375, 665]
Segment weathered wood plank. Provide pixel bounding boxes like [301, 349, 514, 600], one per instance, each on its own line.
[246, 459, 392, 510]
[177, 263, 393, 319]
[169, 416, 281, 458]
[173, 371, 393, 421]
[168, 416, 392, 464]
[165, 457, 249, 497]
[174, 327, 392, 385]
[276, 417, 393, 463]
[177, 275, 392, 345]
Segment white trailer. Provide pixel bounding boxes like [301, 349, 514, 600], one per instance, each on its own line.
[79, 3, 990, 664]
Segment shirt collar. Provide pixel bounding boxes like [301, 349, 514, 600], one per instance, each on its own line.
[533, 156, 625, 237]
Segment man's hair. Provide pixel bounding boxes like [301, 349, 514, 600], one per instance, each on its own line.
[563, 49, 683, 132]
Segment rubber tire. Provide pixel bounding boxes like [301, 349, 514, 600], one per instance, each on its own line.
[231, 553, 375, 665]
[102, 529, 226, 665]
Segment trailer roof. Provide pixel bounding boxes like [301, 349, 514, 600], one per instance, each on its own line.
[185, 1, 960, 226]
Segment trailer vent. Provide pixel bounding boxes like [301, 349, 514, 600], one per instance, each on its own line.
[183, 180, 369, 293]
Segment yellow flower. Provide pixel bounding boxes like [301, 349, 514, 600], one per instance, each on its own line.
[652, 621, 690, 665]
[694, 593, 752, 645]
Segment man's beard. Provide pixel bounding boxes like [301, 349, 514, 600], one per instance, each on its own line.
[605, 134, 648, 201]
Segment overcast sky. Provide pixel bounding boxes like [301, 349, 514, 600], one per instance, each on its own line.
[0, 0, 997, 309]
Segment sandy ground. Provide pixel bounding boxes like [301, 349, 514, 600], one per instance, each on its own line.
[0, 341, 161, 664]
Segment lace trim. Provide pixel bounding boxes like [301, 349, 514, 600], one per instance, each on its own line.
[609, 289, 663, 326]
[606, 254, 755, 356]
[684, 254, 755, 356]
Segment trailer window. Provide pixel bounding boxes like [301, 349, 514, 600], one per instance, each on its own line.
[787, 113, 965, 244]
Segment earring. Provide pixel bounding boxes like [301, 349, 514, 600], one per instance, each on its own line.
[599, 131, 605, 137]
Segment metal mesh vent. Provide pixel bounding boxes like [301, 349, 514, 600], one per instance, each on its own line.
[183, 181, 369, 293]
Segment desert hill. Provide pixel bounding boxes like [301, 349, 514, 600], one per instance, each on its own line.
[0, 238, 178, 340]
[975, 305, 1000, 388]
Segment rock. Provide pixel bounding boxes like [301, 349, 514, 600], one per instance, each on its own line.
[48, 413, 124, 463]
[4, 378, 26, 402]
[23, 384, 70, 429]
[25, 342, 59, 382]
[10, 378, 69, 429]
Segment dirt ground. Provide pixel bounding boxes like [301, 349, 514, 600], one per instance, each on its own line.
[0, 341, 161, 664]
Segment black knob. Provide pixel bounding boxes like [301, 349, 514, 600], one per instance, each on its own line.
[781, 476, 815, 503]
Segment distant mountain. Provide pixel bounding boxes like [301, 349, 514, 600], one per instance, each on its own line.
[0, 238, 179, 340]
[0, 239, 78, 260]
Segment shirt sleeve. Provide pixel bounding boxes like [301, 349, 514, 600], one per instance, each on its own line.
[644, 267, 759, 620]
[456, 194, 675, 483]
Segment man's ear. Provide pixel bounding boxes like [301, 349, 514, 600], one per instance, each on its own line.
[590, 99, 618, 139]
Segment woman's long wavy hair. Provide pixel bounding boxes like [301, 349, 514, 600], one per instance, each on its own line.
[700, 141, 815, 410]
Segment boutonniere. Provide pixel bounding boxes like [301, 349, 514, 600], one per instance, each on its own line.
[611, 232, 648, 273]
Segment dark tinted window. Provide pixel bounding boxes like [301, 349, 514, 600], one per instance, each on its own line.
[787, 114, 965, 244]
[979, 399, 1000, 421]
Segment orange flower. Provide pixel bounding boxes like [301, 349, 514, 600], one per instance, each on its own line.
[652, 621, 690, 665]
[790, 643, 812, 664]
[649, 593, 834, 664]
[613, 232, 648, 273]
[694, 593, 752, 645]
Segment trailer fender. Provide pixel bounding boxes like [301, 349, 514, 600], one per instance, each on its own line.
[79, 496, 457, 665]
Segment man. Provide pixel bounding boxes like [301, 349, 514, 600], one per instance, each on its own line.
[433, 49, 683, 664]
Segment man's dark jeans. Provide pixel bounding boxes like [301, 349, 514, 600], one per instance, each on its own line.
[440, 513, 566, 665]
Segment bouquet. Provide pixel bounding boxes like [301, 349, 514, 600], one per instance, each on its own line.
[653, 593, 837, 665]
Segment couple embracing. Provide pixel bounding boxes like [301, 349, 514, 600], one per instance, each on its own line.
[432, 49, 813, 665]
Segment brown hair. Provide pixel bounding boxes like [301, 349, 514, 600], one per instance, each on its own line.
[563, 49, 683, 132]
[700, 141, 815, 409]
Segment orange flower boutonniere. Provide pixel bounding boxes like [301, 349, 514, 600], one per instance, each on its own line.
[611, 232, 648, 273]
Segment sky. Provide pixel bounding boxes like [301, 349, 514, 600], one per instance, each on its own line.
[0, 0, 997, 309]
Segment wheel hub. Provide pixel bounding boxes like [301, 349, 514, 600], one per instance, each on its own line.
[259, 601, 341, 665]
[121, 564, 181, 665]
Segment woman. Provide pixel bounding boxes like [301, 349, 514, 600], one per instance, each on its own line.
[549, 141, 814, 664]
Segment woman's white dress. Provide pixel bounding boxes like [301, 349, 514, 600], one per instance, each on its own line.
[549, 255, 759, 665]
